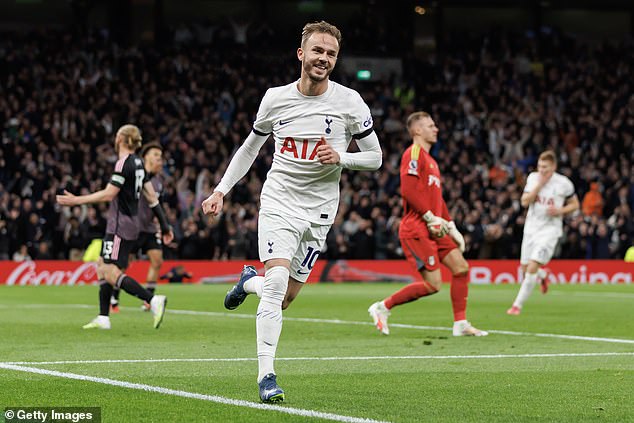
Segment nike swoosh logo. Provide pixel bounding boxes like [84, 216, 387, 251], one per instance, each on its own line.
[279, 119, 292, 125]
[297, 269, 309, 275]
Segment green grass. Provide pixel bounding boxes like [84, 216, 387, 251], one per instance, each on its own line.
[1, 282, 633, 422]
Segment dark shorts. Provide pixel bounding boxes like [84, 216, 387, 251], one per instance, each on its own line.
[135, 231, 162, 255]
[400, 235, 457, 272]
[102, 233, 136, 269]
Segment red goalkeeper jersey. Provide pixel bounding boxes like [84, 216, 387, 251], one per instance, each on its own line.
[399, 144, 451, 239]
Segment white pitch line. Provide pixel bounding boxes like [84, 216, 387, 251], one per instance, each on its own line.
[3, 303, 634, 345]
[4, 352, 634, 366]
[549, 291, 634, 300]
[0, 363, 389, 423]
[168, 309, 634, 345]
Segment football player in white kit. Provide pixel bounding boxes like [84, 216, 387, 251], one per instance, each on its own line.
[201, 21, 382, 402]
[507, 150, 579, 315]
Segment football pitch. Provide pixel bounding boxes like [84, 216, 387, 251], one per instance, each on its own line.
[1, 282, 633, 423]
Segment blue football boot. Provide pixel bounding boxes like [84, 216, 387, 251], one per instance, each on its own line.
[258, 373, 285, 403]
[224, 265, 257, 310]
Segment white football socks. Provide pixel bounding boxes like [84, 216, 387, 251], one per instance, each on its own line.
[513, 271, 538, 308]
[256, 266, 289, 382]
[244, 276, 264, 298]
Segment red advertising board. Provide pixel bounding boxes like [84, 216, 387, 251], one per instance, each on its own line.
[0, 260, 632, 286]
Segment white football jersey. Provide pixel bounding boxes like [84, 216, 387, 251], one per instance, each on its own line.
[523, 172, 575, 237]
[252, 80, 374, 225]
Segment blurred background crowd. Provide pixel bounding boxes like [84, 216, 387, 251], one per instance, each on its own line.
[1, 4, 633, 262]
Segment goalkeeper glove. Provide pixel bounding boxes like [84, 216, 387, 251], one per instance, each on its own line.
[447, 221, 466, 253]
[422, 211, 449, 238]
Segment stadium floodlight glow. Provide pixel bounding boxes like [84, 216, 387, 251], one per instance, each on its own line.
[356, 70, 372, 81]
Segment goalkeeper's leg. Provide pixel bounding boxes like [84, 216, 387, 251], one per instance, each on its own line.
[441, 248, 488, 336]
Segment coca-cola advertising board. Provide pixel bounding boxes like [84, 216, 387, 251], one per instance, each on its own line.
[0, 260, 632, 285]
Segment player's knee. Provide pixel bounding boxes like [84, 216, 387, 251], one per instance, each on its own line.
[96, 267, 104, 281]
[97, 262, 109, 282]
[453, 262, 469, 276]
[428, 279, 442, 292]
[526, 261, 540, 274]
[103, 268, 118, 285]
[262, 266, 290, 305]
[98, 263, 121, 285]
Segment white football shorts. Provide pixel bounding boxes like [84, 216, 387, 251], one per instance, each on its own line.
[520, 230, 561, 265]
[258, 211, 330, 283]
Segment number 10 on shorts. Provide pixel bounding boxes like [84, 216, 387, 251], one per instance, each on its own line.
[299, 246, 320, 274]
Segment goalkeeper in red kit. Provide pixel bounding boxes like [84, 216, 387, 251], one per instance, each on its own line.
[368, 111, 488, 336]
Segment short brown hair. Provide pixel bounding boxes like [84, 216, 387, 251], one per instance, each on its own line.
[141, 141, 163, 158]
[117, 124, 143, 151]
[406, 111, 431, 129]
[539, 150, 557, 164]
[301, 21, 342, 48]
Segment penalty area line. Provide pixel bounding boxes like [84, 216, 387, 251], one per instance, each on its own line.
[0, 363, 390, 423]
[4, 352, 634, 366]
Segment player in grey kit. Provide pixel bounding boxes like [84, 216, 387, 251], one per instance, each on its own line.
[57, 124, 173, 329]
[110, 142, 168, 311]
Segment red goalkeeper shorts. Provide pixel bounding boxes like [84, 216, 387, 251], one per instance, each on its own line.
[400, 235, 457, 272]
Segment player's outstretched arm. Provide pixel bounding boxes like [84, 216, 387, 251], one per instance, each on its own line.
[209, 130, 269, 198]
[336, 131, 382, 170]
[201, 191, 223, 216]
[56, 184, 120, 206]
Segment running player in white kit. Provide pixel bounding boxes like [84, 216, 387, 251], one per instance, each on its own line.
[507, 150, 579, 315]
[201, 21, 382, 402]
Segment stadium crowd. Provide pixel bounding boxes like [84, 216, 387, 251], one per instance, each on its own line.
[0, 21, 632, 261]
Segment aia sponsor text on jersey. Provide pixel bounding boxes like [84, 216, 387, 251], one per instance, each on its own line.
[535, 195, 555, 207]
[280, 137, 326, 160]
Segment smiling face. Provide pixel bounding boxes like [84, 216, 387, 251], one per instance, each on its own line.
[298, 32, 339, 83]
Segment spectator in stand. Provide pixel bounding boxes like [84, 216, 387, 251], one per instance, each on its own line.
[35, 241, 53, 259]
[12, 244, 31, 262]
[0, 219, 11, 260]
[582, 182, 604, 217]
[64, 216, 85, 260]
